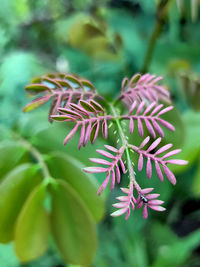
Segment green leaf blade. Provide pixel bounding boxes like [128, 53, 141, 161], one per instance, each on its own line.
[50, 179, 97, 266]
[14, 183, 49, 262]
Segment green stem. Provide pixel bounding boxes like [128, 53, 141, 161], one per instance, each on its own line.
[109, 104, 141, 192]
[12, 132, 51, 178]
[141, 0, 171, 73]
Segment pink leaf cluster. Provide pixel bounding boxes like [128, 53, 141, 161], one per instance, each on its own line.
[83, 146, 126, 195]
[122, 100, 175, 138]
[52, 100, 111, 148]
[111, 187, 165, 219]
[111, 185, 136, 220]
[130, 136, 188, 185]
[120, 73, 170, 105]
[24, 72, 189, 220]
[24, 73, 100, 121]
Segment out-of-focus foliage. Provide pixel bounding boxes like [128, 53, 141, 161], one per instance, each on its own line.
[0, 0, 200, 266]
[0, 123, 105, 265]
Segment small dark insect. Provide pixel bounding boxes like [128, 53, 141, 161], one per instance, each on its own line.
[140, 195, 148, 204]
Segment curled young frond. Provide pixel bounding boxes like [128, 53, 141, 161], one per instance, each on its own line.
[83, 146, 126, 195]
[51, 100, 113, 148]
[119, 73, 171, 106]
[130, 136, 188, 184]
[23, 73, 101, 121]
[120, 100, 175, 138]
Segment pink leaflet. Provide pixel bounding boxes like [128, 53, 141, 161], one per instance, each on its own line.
[151, 120, 164, 137]
[137, 101, 145, 114]
[165, 159, 188, 165]
[143, 102, 157, 115]
[111, 169, 115, 191]
[125, 208, 131, 220]
[63, 124, 79, 145]
[138, 154, 143, 171]
[70, 103, 90, 117]
[148, 200, 164, 205]
[148, 205, 166, 212]
[147, 137, 161, 152]
[128, 101, 137, 114]
[104, 145, 119, 153]
[97, 149, 115, 159]
[120, 159, 126, 173]
[91, 120, 100, 144]
[115, 164, 121, 184]
[89, 158, 111, 165]
[129, 118, 134, 134]
[146, 158, 152, 179]
[157, 106, 174, 116]
[83, 122, 92, 146]
[97, 173, 110, 195]
[111, 208, 128, 217]
[137, 118, 144, 137]
[155, 161, 164, 182]
[102, 119, 108, 139]
[151, 104, 163, 116]
[154, 143, 173, 156]
[157, 118, 175, 131]
[83, 166, 107, 173]
[162, 149, 181, 159]
[140, 188, 154, 194]
[139, 136, 150, 149]
[163, 165, 176, 185]
[78, 123, 85, 149]
[143, 205, 148, 219]
[144, 119, 156, 138]
[112, 202, 128, 208]
[146, 193, 160, 199]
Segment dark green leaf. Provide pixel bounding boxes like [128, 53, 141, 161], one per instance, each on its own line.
[50, 179, 97, 266]
[46, 152, 105, 222]
[14, 183, 49, 262]
[0, 163, 42, 243]
[0, 141, 27, 180]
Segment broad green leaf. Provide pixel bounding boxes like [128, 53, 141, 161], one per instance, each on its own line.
[160, 106, 185, 149]
[47, 152, 105, 222]
[169, 110, 200, 174]
[31, 122, 105, 166]
[0, 163, 42, 243]
[15, 184, 49, 262]
[192, 160, 200, 197]
[50, 179, 97, 266]
[152, 229, 200, 267]
[0, 141, 27, 180]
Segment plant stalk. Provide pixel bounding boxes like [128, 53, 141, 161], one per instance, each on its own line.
[141, 0, 171, 73]
[109, 104, 141, 192]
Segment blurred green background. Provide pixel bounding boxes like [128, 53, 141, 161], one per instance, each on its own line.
[0, 0, 200, 266]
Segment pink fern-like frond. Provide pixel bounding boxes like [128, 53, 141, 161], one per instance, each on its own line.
[51, 100, 113, 148]
[120, 100, 175, 138]
[23, 73, 101, 121]
[119, 73, 171, 106]
[83, 146, 126, 195]
[111, 184, 136, 220]
[130, 136, 188, 184]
